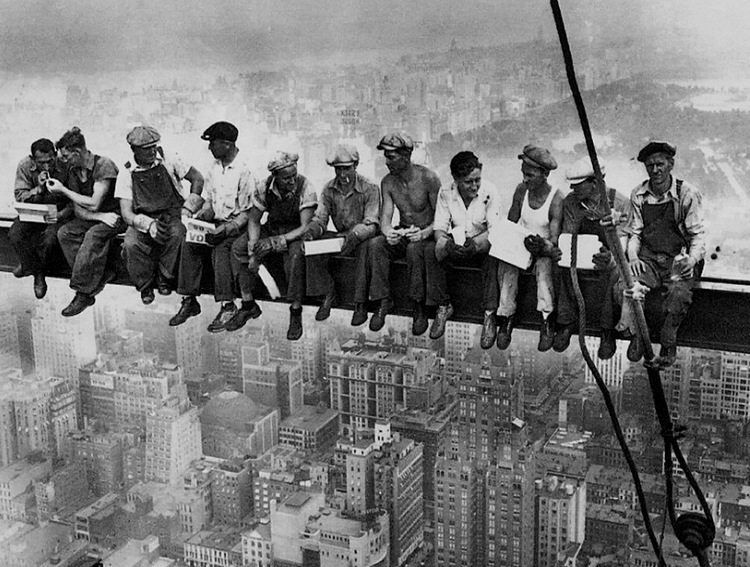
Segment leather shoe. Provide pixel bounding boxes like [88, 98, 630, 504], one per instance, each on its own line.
[156, 273, 173, 296]
[287, 306, 303, 340]
[369, 298, 393, 332]
[496, 315, 514, 350]
[13, 264, 26, 278]
[655, 344, 677, 368]
[553, 323, 576, 353]
[480, 311, 497, 349]
[61, 292, 95, 317]
[351, 303, 368, 326]
[169, 296, 201, 326]
[141, 286, 155, 305]
[316, 290, 336, 321]
[33, 274, 47, 299]
[538, 315, 554, 352]
[627, 335, 644, 362]
[412, 304, 428, 336]
[429, 303, 453, 340]
[225, 301, 262, 332]
[597, 329, 617, 360]
[207, 303, 237, 333]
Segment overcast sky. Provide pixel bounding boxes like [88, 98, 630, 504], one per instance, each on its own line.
[0, 0, 744, 75]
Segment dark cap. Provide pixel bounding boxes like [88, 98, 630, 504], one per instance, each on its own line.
[126, 125, 160, 148]
[518, 144, 557, 171]
[326, 144, 359, 167]
[201, 121, 239, 143]
[637, 140, 676, 163]
[377, 132, 414, 152]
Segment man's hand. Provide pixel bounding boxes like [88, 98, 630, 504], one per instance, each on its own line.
[549, 245, 563, 263]
[148, 219, 168, 243]
[46, 179, 66, 193]
[592, 247, 612, 270]
[340, 233, 359, 256]
[678, 256, 696, 278]
[629, 258, 647, 278]
[385, 227, 402, 246]
[302, 230, 316, 242]
[405, 226, 424, 243]
[253, 238, 274, 260]
[205, 225, 226, 246]
[600, 209, 623, 227]
[269, 235, 287, 253]
[524, 234, 546, 256]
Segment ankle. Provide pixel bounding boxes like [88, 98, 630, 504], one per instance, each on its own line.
[242, 299, 257, 310]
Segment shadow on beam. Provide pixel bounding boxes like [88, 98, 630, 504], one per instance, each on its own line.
[0, 220, 748, 354]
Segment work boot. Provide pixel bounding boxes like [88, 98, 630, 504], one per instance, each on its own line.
[538, 315, 555, 352]
[369, 298, 393, 332]
[287, 306, 303, 341]
[224, 300, 262, 332]
[207, 302, 237, 333]
[351, 303, 368, 326]
[412, 303, 429, 336]
[61, 292, 95, 317]
[140, 286, 155, 305]
[553, 323, 576, 353]
[169, 296, 201, 326]
[33, 274, 47, 300]
[429, 303, 453, 340]
[316, 290, 336, 321]
[597, 329, 617, 360]
[655, 344, 677, 368]
[480, 311, 497, 349]
[156, 273, 173, 296]
[627, 335, 644, 362]
[496, 315, 514, 350]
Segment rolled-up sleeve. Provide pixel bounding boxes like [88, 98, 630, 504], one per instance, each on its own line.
[433, 188, 452, 234]
[300, 178, 318, 211]
[683, 188, 705, 263]
[362, 182, 380, 226]
[250, 176, 268, 212]
[237, 169, 257, 212]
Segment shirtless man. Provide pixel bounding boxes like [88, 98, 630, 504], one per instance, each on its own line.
[369, 132, 446, 338]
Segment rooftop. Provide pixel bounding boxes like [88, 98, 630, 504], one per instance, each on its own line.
[281, 405, 339, 431]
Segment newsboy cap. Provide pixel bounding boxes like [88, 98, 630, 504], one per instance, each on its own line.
[126, 125, 160, 148]
[637, 140, 676, 163]
[518, 144, 557, 171]
[377, 132, 414, 152]
[268, 151, 299, 172]
[201, 121, 239, 143]
[566, 158, 605, 184]
[326, 144, 359, 167]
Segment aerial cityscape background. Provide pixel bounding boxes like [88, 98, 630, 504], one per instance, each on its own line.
[1, 1, 750, 566]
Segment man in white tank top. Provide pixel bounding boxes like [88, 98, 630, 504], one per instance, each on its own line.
[493, 144, 563, 352]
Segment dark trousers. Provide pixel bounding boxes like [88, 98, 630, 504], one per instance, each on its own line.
[557, 264, 619, 330]
[233, 232, 306, 303]
[307, 232, 373, 303]
[57, 218, 125, 295]
[178, 235, 239, 302]
[616, 248, 697, 346]
[369, 235, 443, 306]
[437, 245, 497, 310]
[9, 219, 63, 276]
[122, 217, 185, 291]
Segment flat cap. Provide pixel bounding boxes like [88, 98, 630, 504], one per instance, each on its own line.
[126, 125, 160, 148]
[566, 158, 605, 184]
[201, 121, 239, 143]
[326, 144, 359, 167]
[377, 132, 414, 152]
[518, 144, 557, 171]
[268, 151, 299, 172]
[637, 140, 676, 162]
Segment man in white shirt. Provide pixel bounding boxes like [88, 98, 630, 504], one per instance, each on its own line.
[118, 125, 204, 305]
[169, 121, 257, 333]
[433, 151, 500, 347]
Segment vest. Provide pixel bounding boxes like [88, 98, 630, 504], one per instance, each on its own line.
[264, 175, 307, 236]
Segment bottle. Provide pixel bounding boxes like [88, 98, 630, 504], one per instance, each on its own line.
[671, 247, 690, 281]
